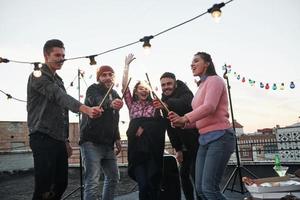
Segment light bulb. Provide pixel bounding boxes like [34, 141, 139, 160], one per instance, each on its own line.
[89, 56, 97, 65]
[212, 11, 222, 23]
[140, 35, 154, 51]
[290, 81, 295, 89]
[33, 70, 42, 78]
[207, 3, 225, 23]
[143, 46, 151, 55]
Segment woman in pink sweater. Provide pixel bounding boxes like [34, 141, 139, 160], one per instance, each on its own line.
[169, 52, 235, 200]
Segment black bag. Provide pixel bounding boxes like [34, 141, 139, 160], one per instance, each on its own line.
[159, 154, 181, 200]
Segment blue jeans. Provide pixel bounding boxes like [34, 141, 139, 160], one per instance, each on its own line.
[195, 130, 235, 200]
[81, 142, 119, 200]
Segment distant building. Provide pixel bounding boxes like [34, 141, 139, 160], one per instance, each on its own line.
[0, 121, 79, 153]
[275, 122, 300, 162]
[0, 121, 30, 152]
[257, 128, 273, 135]
[237, 131, 277, 162]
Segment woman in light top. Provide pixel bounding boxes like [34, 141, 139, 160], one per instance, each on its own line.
[169, 52, 236, 200]
[122, 54, 166, 200]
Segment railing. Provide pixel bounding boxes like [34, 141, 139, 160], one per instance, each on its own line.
[230, 139, 300, 164]
[1, 139, 299, 165]
[67, 140, 176, 166]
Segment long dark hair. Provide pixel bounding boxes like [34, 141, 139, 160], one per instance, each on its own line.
[132, 81, 153, 102]
[195, 52, 217, 76]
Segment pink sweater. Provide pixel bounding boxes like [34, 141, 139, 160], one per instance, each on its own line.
[185, 75, 231, 135]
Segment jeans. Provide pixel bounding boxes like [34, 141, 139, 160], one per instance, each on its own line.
[195, 130, 236, 200]
[81, 142, 119, 200]
[29, 133, 68, 200]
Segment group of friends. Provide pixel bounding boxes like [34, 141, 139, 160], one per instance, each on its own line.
[27, 39, 236, 200]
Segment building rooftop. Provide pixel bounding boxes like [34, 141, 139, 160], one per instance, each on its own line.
[1, 164, 300, 200]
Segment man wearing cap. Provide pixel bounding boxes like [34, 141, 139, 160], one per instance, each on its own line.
[80, 65, 123, 200]
[153, 72, 200, 200]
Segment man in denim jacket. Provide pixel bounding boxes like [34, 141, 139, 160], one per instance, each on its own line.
[27, 39, 102, 200]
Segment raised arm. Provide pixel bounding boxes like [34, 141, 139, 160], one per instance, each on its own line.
[122, 53, 135, 93]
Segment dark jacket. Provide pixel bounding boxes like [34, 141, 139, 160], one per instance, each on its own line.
[80, 83, 121, 147]
[126, 117, 167, 181]
[162, 80, 199, 153]
[27, 64, 82, 142]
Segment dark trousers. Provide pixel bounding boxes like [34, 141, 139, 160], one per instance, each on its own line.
[134, 160, 161, 200]
[180, 150, 201, 200]
[29, 133, 68, 200]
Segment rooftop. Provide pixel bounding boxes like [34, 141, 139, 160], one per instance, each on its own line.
[1, 164, 300, 200]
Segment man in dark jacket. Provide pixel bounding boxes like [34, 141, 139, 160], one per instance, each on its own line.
[80, 65, 123, 200]
[27, 39, 102, 200]
[153, 72, 200, 200]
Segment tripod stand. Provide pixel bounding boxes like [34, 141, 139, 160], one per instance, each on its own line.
[63, 69, 84, 200]
[221, 67, 257, 194]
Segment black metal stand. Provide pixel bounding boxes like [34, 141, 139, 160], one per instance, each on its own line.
[63, 69, 84, 200]
[222, 68, 257, 194]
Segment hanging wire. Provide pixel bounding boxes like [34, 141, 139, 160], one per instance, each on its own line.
[66, 73, 79, 90]
[66, 40, 141, 62]
[0, 0, 234, 65]
[80, 73, 89, 88]
[0, 89, 27, 102]
[154, 0, 233, 37]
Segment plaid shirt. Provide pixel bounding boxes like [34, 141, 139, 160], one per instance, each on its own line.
[124, 89, 156, 119]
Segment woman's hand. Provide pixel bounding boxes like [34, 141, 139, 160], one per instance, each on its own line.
[168, 111, 188, 128]
[122, 53, 135, 92]
[152, 98, 168, 110]
[125, 53, 136, 67]
[136, 126, 144, 137]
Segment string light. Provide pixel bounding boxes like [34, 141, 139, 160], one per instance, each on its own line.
[0, 57, 9, 63]
[0, 89, 26, 102]
[0, 1, 233, 67]
[33, 62, 42, 78]
[1, 69, 92, 102]
[223, 64, 297, 91]
[88, 55, 97, 65]
[207, 2, 226, 22]
[290, 81, 295, 89]
[265, 83, 270, 90]
[139, 36, 154, 49]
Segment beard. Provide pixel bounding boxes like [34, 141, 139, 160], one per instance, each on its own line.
[101, 80, 113, 88]
[163, 88, 174, 96]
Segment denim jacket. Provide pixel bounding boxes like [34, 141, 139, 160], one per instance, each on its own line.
[27, 64, 82, 141]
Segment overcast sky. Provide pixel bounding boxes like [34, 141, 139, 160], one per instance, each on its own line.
[1, 0, 299, 137]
